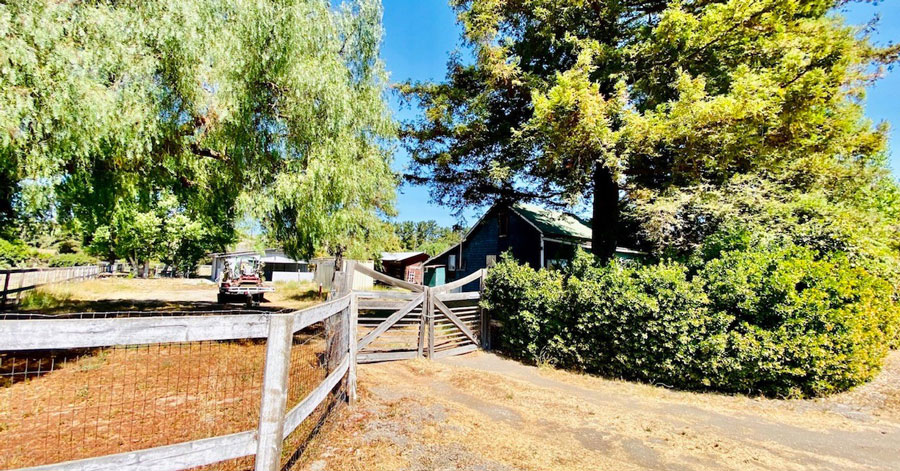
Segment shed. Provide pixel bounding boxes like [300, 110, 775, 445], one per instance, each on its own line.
[424, 202, 640, 289]
[379, 251, 429, 284]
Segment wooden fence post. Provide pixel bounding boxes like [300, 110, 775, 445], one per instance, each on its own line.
[345, 261, 358, 404]
[417, 296, 427, 358]
[479, 269, 490, 350]
[15, 271, 24, 303]
[427, 287, 435, 359]
[1, 272, 9, 308]
[254, 314, 294, 471]
[348, 292, 358, 404]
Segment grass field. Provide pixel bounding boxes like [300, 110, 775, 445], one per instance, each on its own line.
[12, 277, 325, 313]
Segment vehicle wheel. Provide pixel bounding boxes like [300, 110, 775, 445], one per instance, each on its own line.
[217, 292, 227, 304]
[252, 293, 264, 303]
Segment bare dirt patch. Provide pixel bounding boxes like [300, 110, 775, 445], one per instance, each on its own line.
[300, 352, 900, 471]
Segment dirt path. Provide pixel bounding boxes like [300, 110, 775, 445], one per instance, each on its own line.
[301, 352, 900, 471]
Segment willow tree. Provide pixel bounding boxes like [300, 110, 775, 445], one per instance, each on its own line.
[401, 0, 899, 261]
[0, 0, 395, 267]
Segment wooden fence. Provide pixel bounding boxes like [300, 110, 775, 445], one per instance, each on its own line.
[1, 265, 100, 307]
[0, 261, 486, 470]
[0, 296, 356, 471]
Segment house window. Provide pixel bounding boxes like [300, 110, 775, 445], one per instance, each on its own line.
[448, 254, 457, 271]
[546, 259, 568, 270]
[486, 255, 497, 268]
[498, 210, 508, 237]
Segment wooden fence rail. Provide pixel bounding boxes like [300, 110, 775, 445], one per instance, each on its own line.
[0, 265, 101, 307]
[1, 294, 356, 471]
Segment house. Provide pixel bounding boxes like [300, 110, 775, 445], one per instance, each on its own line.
[210, 248, 313, 283]
[424, 203, 641, 289]
[380, 251, 429, 284]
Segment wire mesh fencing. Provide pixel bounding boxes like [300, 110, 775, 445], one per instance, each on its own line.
[0, 341, 266, 469]
[0, 296, 354, 471]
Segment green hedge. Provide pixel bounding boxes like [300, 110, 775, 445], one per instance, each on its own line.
[483, 248, 898, 398]
[0, 238, 31, 268]
[46, 252, 98, 267]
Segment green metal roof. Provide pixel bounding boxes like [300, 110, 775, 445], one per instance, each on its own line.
[512, 203, 592, 241]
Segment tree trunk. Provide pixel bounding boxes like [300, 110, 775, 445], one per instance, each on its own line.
[592, 163, 619, 263]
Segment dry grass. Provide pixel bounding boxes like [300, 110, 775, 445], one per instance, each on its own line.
[300, 352, 900, 471]
[12, 278, 324, 313]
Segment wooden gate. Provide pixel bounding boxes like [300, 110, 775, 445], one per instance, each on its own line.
[345, 262, 486, 363]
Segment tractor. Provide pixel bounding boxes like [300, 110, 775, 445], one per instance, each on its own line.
[217, 256, 274, 306]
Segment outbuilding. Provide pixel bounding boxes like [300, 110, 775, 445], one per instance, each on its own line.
[379, 251, 429, 284]
[424, 203, 641, 289]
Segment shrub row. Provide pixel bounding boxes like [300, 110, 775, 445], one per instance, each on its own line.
[0, 238, 97, 269]
[482, 248, 898, 398]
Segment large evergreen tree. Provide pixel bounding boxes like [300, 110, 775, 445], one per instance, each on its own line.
[401, 0, 899, 261]
[0, 0, 395, 268]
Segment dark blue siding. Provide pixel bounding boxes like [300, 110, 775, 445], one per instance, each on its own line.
[427, 206, 544, 291]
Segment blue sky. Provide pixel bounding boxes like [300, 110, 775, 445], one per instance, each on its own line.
[380, 0, 900, 227]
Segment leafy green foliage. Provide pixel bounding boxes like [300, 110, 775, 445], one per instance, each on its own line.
[401, 0, 899, 258]
[1, 0, 396, 268]
[45, 253, 98, 268]
[0, 238, 31, 268]
[484, 249, 898, 398]
[392, 220, 462, 256]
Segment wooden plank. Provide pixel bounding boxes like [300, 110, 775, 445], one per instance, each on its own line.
[435, 291, 481, 302]
[292, 295, 350, 332]
[432, 298, 478, 345]
[356, 293, 424, 351]
[354, 291, 417, 300]
[432, 270, 484, 294]
[255, 315, 294, 471]
[353, 263, 424, 292]
[282, 355, 349, 438]
[432, 344, 478, 359]
[358, 300, 418, 310]
[0, 314, 272, 351]
[18, 430, 256, 471]
[358, 351, 418, 363]
[417, 300, 427, 358]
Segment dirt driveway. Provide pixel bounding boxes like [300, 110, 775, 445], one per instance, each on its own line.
[301, 351, 900, 471]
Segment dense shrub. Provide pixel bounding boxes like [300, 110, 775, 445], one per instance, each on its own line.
[697, 247, 897, 396]
[47, 253, 98, 267]
[483, 248, 898, 398]
[480, 257, 565, 362]
[0, 238, 31, 268]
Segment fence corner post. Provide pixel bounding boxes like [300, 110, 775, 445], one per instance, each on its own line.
[348, 291, 358, 405]
[254, 314, 294, 471]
